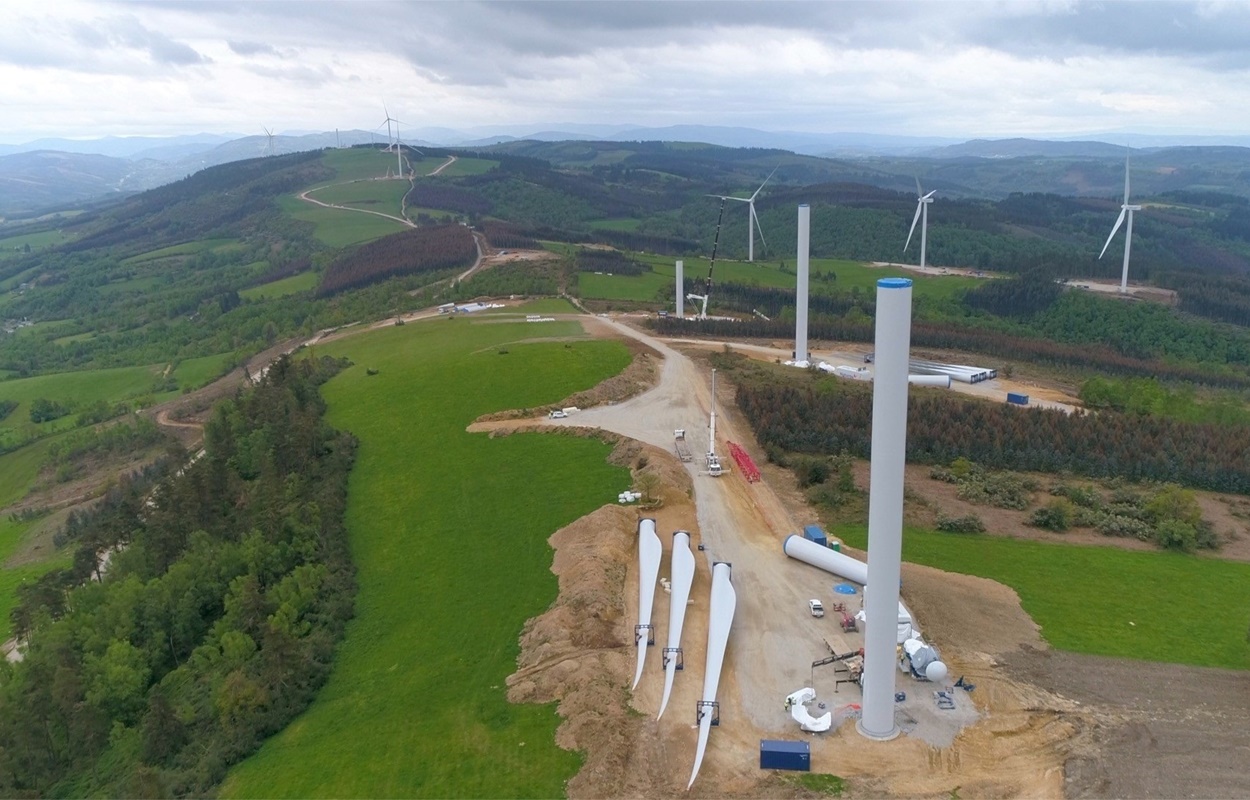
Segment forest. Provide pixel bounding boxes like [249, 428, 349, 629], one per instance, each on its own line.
[316, 224, 476, 296]
[735, 377, 1250, 494]
[0, 355, 357, 796]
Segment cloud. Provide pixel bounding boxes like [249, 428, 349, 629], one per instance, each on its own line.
[228, 40, 284, 58]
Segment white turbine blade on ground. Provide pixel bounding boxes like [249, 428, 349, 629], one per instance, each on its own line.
[904, 200, 923, 252]
[1099, 209, 1127, 259]
[751, 167, 778, 201]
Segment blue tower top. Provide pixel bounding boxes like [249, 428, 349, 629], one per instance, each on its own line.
[877, 277, 913, 289]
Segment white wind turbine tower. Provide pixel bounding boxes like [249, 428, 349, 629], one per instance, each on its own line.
[904, 178, 936, 269]
[719, 167, 777, 262]
[1099, 153, 1141, 294]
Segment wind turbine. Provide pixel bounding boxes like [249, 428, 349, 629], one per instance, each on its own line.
[713, 168, 777, 262]
[904, 178, 936, 269]
[1098, 153, 1141, 294]
[262, 127, 275, 157]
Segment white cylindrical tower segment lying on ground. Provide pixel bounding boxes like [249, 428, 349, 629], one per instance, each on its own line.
[782, 534, 868, 586]
[659, 531, 695, 718]
[675, 260, 684, 319]
[795, 204, 810, 364]
[688, 561, 736, 790]
[858, 277, 913, 742]
[634, 518, 663, 690]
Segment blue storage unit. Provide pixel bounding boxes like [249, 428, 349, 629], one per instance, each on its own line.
[1007, 392, 1029, 405]
[760, 739, 811, 771]
[802, 524, 828, 547]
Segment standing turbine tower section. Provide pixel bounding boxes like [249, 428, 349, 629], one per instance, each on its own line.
[795, 204, 811, 365]
[686, 199, 726, 319]
[904, 179, 936, 270]
[857, 277, 914, 742]
[674, 260, 684, 319]
[1099, 153, 1141, 294]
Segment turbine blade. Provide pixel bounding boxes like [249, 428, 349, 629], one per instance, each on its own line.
[923, 189, 937, 200]
[905, 200, 922, 252]
[751, 166, 778, 200]
[915, 176, 922, 197]
[1123, 154, 1131, 203]
[1099, 209, 1127, 259]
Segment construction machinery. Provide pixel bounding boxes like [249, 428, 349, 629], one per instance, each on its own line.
[686, 198, 726, 320]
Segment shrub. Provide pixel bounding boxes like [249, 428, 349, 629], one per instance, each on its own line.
[1030, 499, 1073, 531]
[936, 514, 986, 533]
[1050, 482, 1101, 508]
[1154, 518, 1199, 552]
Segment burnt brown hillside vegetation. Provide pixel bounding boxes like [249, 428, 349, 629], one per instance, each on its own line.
[317, 224, 476, 296]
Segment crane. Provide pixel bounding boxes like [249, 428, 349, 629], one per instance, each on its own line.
[686, 198, 726, 320]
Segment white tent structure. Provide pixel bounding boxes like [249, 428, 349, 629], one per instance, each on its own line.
[688, 562, 736, 790]
[633, 518, 662, 690]
[659, 531, 695, 718]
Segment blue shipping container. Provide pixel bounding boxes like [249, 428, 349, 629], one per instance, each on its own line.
[760, 739, 811, 771]
[1007, 392, 1029, 405]
[803, 525, 828, 546]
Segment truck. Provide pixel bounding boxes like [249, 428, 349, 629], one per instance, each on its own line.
[808, 599, 825, 618]
[673, 429, 693, 462]
[802, 525, 828, 547]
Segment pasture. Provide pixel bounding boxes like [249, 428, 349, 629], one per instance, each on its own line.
[306, 180, 409, 216]
[221, 317, 632, 797]
[0, 363, 169, 438]
[121, 238, 240, 265]
[575, 252, 977, 304]
[0, 438, 56, 509]
[0, 229, 66, 258]
[431, 156, 498, 177]
[835, 523, 1250, 670]
[0, 516, 71, 642]
[277, 195, 408, 248]
[240, 271, 319, 300]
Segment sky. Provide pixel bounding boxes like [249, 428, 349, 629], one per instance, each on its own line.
[2, 0, 1250, 144]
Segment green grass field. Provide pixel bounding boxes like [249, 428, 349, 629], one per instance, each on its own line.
[0, 364, 168, 437]
[432, 157, 497, 177]
[221, 317, 631, 798]
[171, 352, 235, 389]
[587, 218, 641, 232]
[0, 438, 57, 509]
[835, 523, 1250, 670]
[277, 195, 408, 248]
[121, 238, 239, 265]
[239, 272, 319, 300]
[0, 515, 73, 641]
[577, 254, 977, 304]
[306, 180, 409, 216]
[0, 229, 66, 258]
[314, 148, 399, 186]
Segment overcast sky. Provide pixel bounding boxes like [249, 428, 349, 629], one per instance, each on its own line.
[2, 0, 1249, 144]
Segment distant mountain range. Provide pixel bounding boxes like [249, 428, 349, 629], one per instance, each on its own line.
[6, 124, 1250, 217]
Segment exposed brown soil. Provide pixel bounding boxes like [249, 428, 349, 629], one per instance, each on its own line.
[506, 314, 1250, 799]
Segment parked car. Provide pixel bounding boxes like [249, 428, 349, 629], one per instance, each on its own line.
[808, 599, 825, 617]
[549, 409, 568, 419]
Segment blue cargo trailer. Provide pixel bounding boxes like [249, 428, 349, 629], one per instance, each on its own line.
[802, 525, 828, 547]
[1007, 392, 1029, 406]
[760, 739, 811, 771]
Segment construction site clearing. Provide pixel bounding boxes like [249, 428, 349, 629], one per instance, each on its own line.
[480, 312, 1250, 799]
